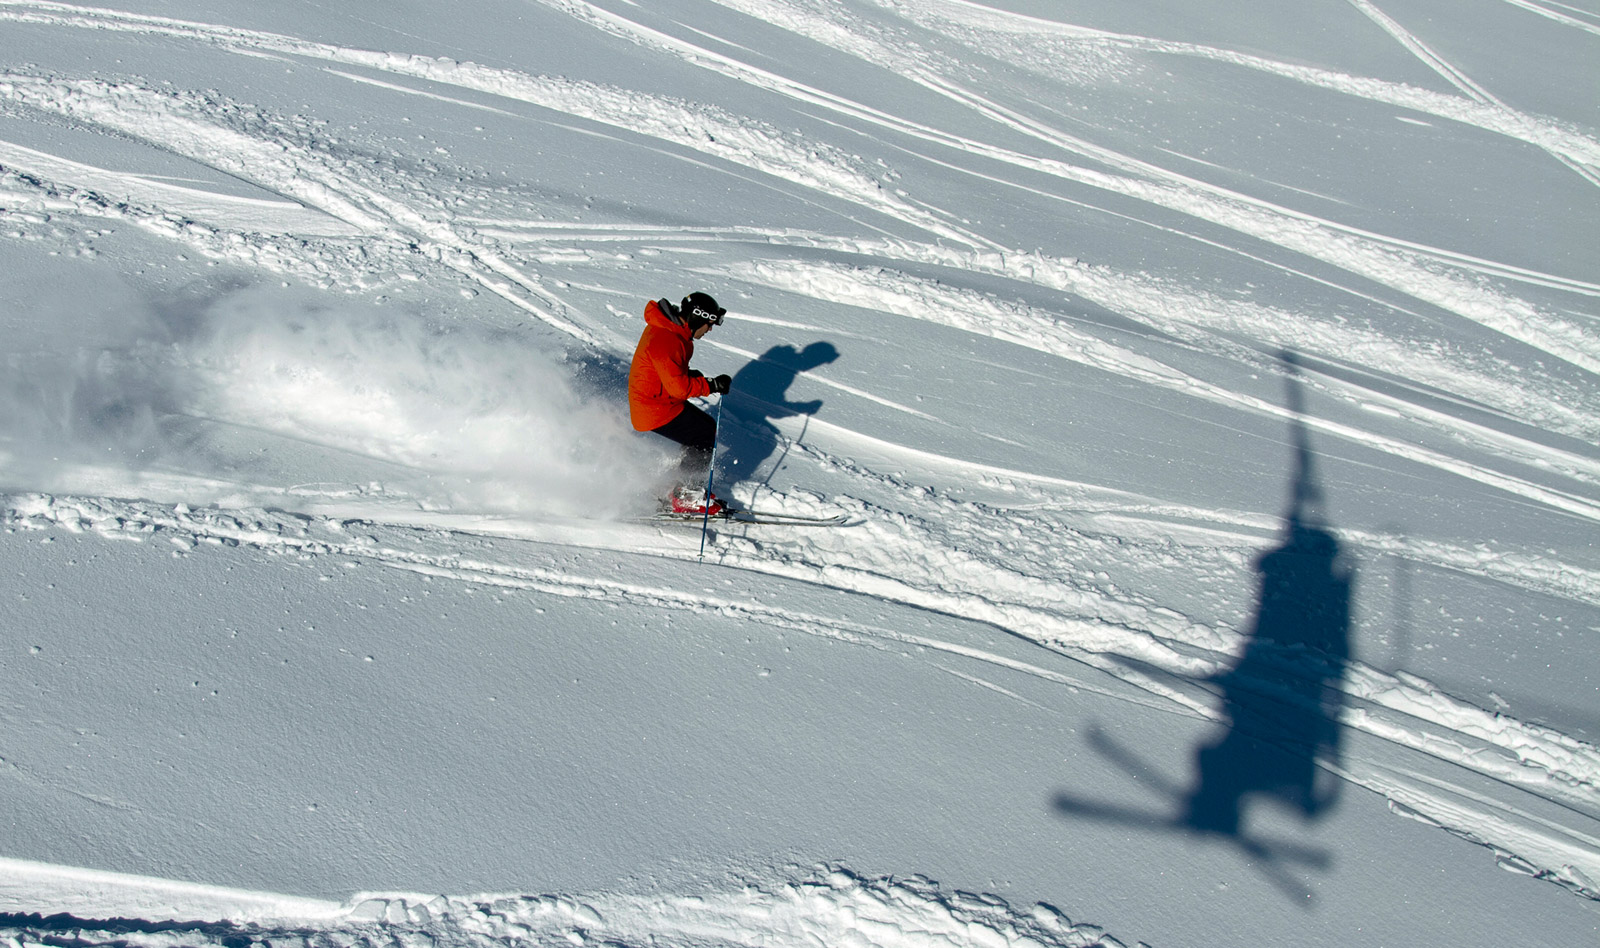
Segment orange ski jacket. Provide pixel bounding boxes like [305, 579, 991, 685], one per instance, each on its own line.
[628, 298, 712, 431]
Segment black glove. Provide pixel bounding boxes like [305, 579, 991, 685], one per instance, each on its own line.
[710, 374, 733, 395]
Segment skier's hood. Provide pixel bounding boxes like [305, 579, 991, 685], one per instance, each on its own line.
[644, 298, 692, 336]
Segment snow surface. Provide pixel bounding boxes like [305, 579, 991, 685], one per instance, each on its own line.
[1, 1, 1598, 946]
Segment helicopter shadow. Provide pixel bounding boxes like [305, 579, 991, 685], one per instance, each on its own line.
[1053, 351, 1354, 904]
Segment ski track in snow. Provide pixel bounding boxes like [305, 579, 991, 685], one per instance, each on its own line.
[7, 484, 1600, 901]
[610, 0, 1600, 371]
[1345, 0, 1600, 189]
[2, 1, 1598, 395]
[2, 0, 1599, 922]
[1496, 0, 1600, 38]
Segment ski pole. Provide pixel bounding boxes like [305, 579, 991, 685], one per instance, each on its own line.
[698, 394, 724, 562]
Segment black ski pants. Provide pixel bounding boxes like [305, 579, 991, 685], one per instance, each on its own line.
[651, 402, 717, 485]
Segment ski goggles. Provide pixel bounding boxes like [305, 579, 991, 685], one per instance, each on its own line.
[689, 304, 725, 326]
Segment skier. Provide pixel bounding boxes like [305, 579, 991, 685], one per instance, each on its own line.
[628, 291, 733, 515]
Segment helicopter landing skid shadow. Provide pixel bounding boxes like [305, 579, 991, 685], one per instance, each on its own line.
[1053, 725, 1331, 904]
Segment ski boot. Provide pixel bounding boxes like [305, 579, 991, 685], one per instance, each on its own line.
[666, 484, 725, 517]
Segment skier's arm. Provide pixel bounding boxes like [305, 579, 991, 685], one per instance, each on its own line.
[652, 344, 711, 400]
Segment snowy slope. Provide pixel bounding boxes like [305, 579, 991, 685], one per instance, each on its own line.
[1, 1, 1598, 946]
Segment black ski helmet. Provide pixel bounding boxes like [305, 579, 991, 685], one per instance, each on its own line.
[682, 292, 726, 329]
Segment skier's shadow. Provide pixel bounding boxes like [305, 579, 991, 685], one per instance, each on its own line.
[716, 341, 839, 494]
[1053, 351, 1354, 904]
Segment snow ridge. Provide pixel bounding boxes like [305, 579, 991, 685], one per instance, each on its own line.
[2, 863, 1144, 948]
